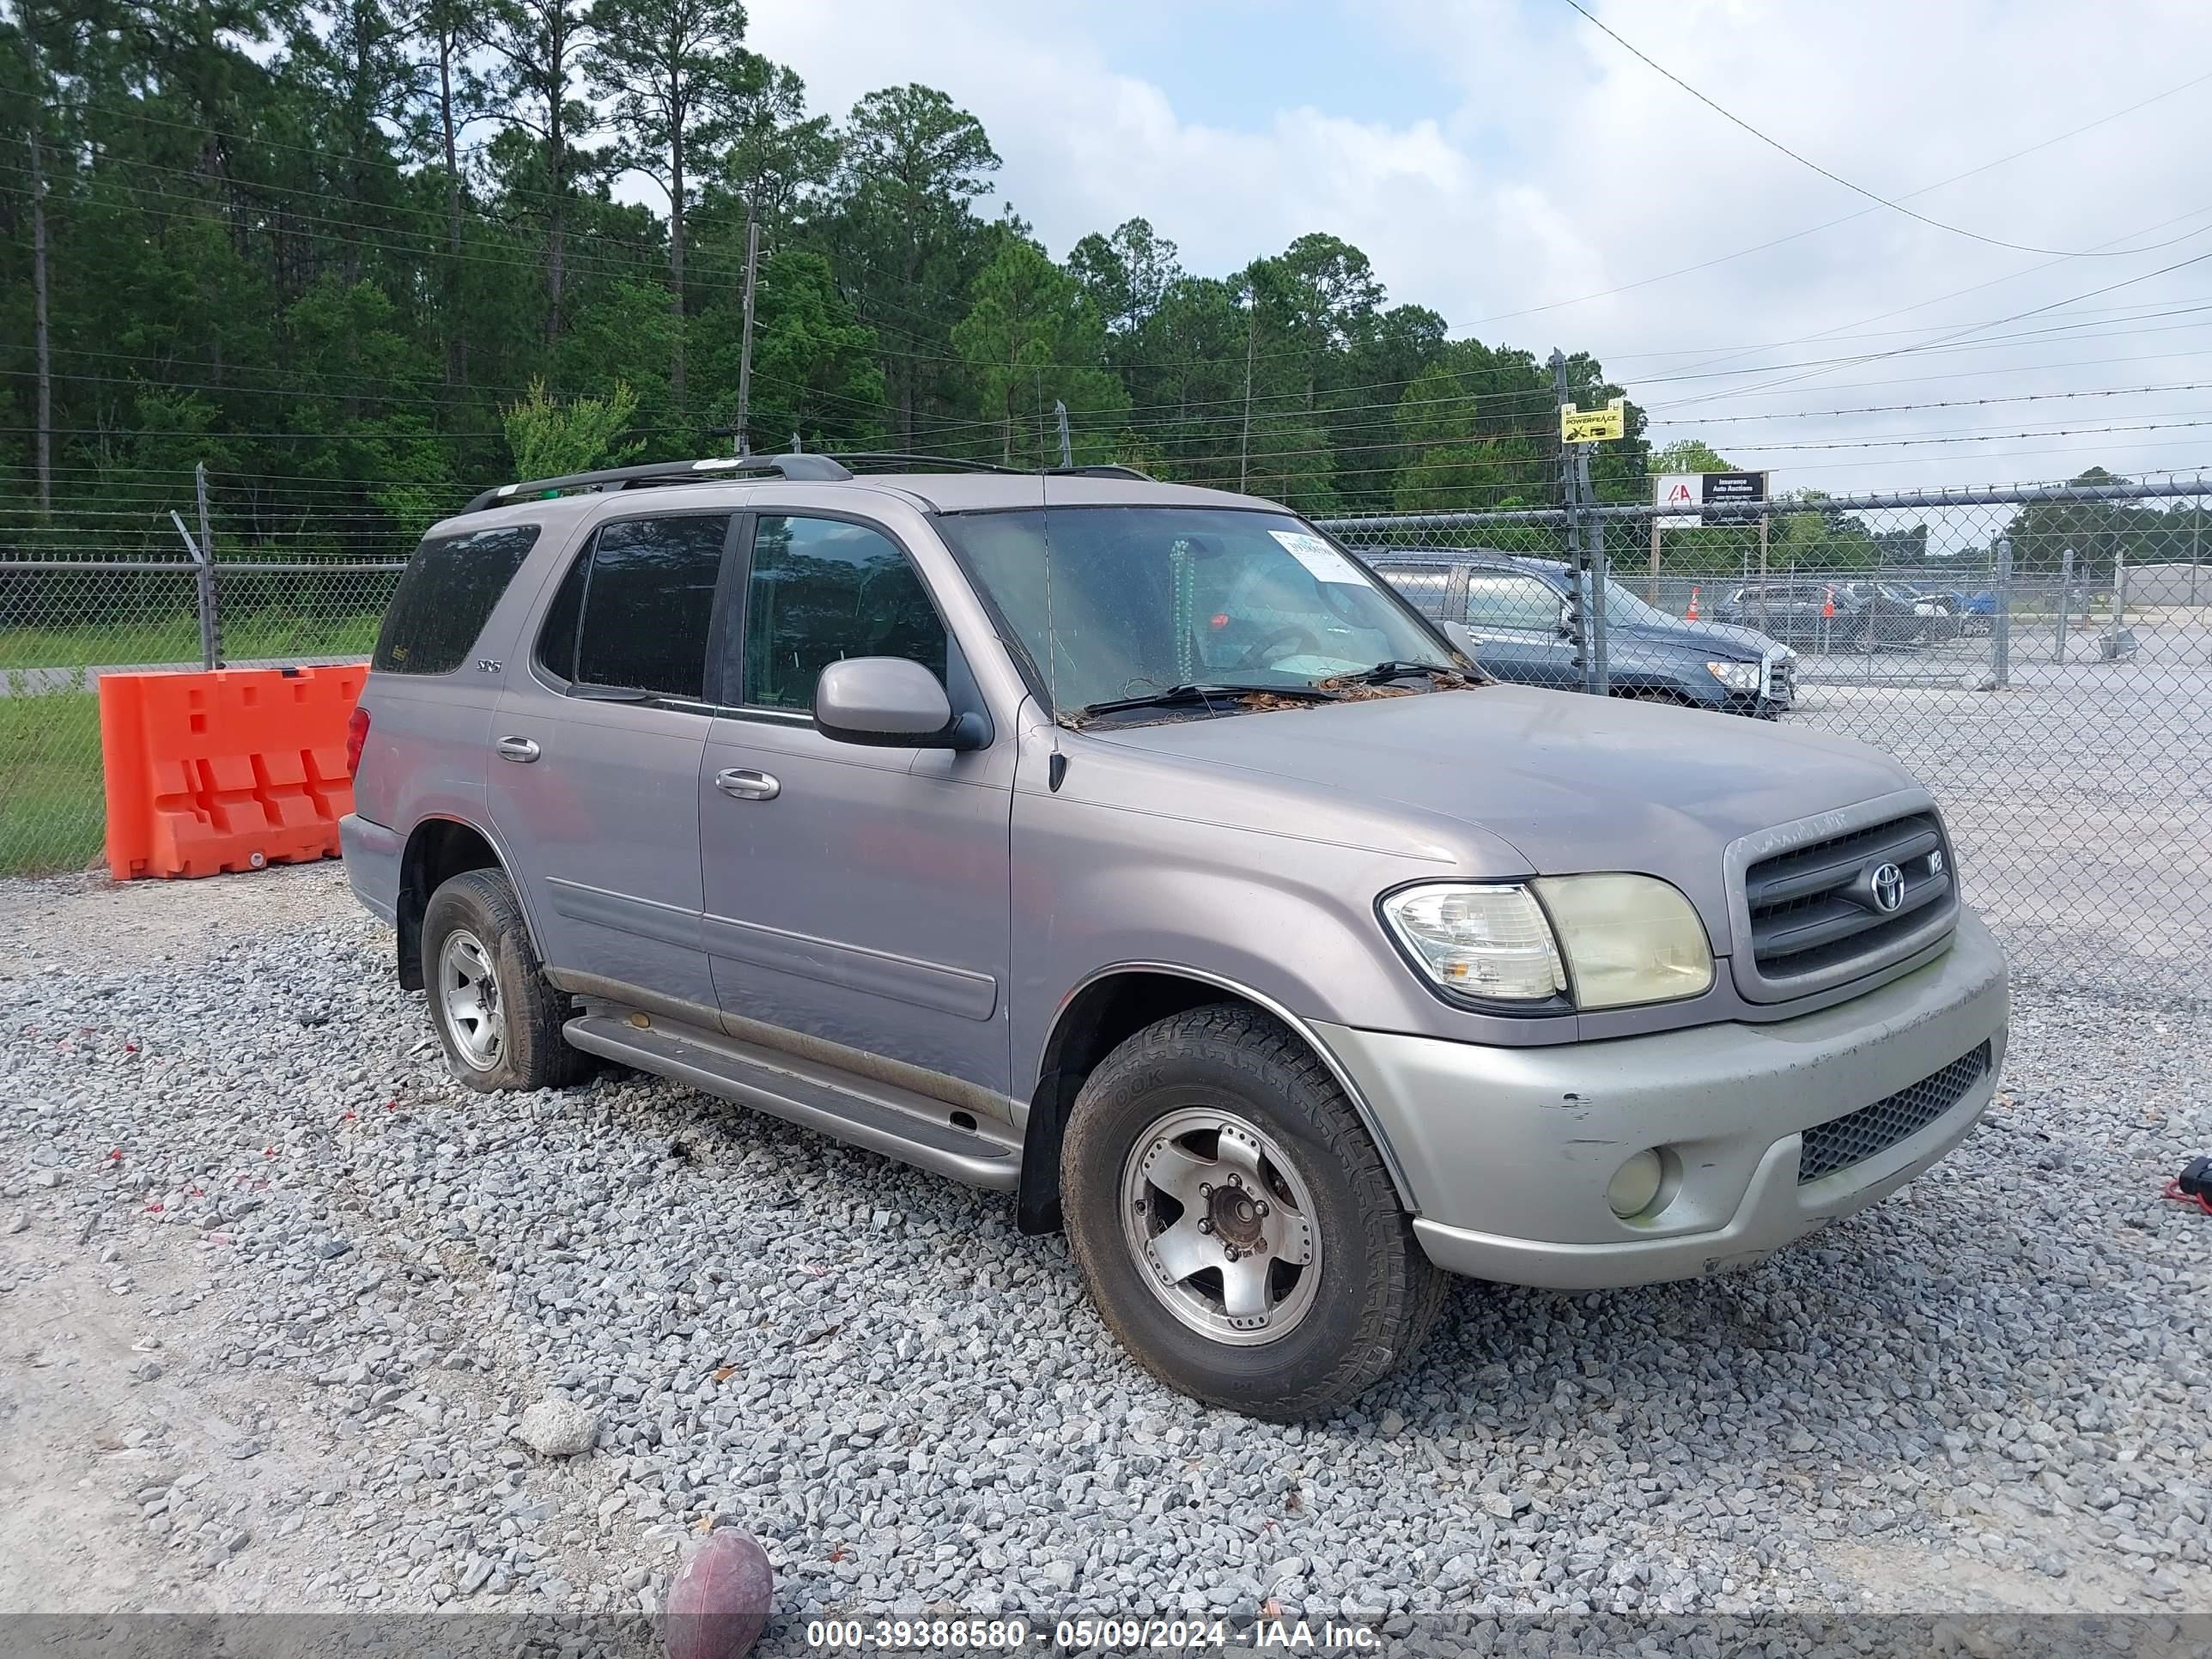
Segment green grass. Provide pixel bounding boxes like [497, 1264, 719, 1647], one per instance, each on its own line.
[0, 692, 106, 877]
[0, 608, 380, 877]
[0, 610, 382, 672]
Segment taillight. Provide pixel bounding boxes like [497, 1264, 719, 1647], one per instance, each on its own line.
[345, 706, 371, 779]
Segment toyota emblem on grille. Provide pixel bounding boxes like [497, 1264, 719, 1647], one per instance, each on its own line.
[1869, 862, 1906, 912]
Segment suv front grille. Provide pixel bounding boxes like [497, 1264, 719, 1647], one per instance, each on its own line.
[1743, 811, 1954, 981]
[1797, 1040, 1991, 1182]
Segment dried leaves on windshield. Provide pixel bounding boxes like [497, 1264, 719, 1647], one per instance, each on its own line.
[1062, 671, 1480, 727]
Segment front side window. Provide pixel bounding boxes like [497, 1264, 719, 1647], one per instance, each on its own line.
[374, 525, 541, 675]
[537, 514, 728, 700]
[937, 507, 1453, 714]
[1371, 564, 1453, 618]
[1462, 573, 1562, 630]
[739, 515, 948, 710]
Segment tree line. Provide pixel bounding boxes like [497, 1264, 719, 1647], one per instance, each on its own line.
[2, 2, 2192, 581]
[0, 0, 1651, 555]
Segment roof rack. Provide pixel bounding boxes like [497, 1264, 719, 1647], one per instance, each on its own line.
[462, 451, 1162, 515]
[828, 454, 1157, 483]
[1045, 464, 1155, 481]
[461, 453, 852, 514]
[828, 453, 1014, 476]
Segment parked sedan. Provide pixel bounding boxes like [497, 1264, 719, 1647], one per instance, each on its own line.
[1370, 550, 1796, 716]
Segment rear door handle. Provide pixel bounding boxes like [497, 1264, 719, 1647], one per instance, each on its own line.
[495, 735, 541, 763]
[714, 768, 780, 800]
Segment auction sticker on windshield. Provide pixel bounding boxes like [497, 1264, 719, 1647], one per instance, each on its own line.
[1269, 528, 1366, 584]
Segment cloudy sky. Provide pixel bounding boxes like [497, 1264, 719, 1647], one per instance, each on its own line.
[751, 0, 2212, 500]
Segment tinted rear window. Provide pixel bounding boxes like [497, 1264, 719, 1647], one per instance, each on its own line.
[573, 514, 730, 699]
[373, 525, 541, 675]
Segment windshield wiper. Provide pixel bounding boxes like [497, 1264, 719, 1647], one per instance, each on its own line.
[1341, 659, 1462, 684]
[1075, 683, 1338, 719]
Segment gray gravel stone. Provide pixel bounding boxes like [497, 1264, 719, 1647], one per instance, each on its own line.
[514, 1397, 598, 1458]
[3, 868, 2206, 1623]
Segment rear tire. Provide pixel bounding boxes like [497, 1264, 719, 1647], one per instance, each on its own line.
[421, 867, 590, 1092]
[1060, 1004, 1445, 1420]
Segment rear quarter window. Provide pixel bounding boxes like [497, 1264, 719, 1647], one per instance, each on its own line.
[372, 525, 542, 675]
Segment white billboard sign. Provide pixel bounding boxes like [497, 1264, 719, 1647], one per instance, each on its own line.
[1654, 473, 1702, 526]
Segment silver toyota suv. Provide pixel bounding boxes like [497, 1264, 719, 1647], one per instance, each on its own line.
[342, 453, 2008, 1419]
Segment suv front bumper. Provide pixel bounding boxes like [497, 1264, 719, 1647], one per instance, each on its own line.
[1313, 909, 2007, 1290]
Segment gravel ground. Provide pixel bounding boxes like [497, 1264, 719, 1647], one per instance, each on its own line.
[1, 861, 2207, 1625]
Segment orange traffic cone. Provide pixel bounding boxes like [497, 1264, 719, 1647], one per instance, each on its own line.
[1822, 586, 1836, 620]
[1685, 586, 1700, 621]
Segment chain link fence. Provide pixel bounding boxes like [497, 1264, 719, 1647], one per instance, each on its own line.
[1, 467, 418, 877]
[3, 467, 2207, 997]
[1321, 477, 2212, 996]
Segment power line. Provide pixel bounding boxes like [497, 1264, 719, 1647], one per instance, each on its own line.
[1711, 416, 2212, 453]
[1453, 67, 2212, 331]
[1647, 380, 2212, 426]
[1638, 202, 2212, 390]
[1556, 0, 2191, 261]
[1650, 248, 2212, 410]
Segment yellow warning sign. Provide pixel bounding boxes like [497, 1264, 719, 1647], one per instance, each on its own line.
[1560, 397, 1625, 444]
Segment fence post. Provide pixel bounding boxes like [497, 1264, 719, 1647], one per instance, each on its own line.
[194, 462, 222, 670]
[1578, 447, 1609, 696]
[1549, 349, 1603, 696]
[2055, 548, 2074, 664]
[1991, 537, 2012, 688]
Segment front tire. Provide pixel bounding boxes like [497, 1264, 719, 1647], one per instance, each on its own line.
[1060, 1005, 1445, 1419]
[421, 867, 589, 1092]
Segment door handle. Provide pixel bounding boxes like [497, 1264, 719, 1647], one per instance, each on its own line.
[495, 735, 541, 763]
[714, 768, 780, 800]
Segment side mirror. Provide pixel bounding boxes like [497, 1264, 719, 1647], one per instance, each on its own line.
[1437, 620, 1481, 658]
[813, 657, 987, 750]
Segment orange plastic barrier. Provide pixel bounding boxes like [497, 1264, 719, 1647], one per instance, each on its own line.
[98, 664, 368, 880]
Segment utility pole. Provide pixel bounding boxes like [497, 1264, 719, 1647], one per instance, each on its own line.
[27, 45, 53, 515]
[732, 208, 761, 457]
[1238, 298, 1256, 491]
[1054, 401, 1073, 469]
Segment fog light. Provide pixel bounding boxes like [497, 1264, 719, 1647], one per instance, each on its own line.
[1607, 1149, 1665, 1218]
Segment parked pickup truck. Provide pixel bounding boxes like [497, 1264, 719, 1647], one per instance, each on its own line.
[342, 455, 2008, 1419]
[1368, 548, 1797, 715]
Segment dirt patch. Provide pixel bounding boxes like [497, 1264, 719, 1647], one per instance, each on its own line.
[0, 863, 353, 981]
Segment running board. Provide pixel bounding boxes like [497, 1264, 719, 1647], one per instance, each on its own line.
[562, 1012, 1022, 1191]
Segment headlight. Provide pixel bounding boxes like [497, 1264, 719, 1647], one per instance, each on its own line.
[1535, 873, 1715, 1009]
[1381, 877, 1713, 1011]
[1378, 884, 1565, 1001]
[1705, 660, 1761, 691]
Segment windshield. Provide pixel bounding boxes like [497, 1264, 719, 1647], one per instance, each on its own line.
[938, 507, 1456, 714]
[1599, 579, 1680, 629]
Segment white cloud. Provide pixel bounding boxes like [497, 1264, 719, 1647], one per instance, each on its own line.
[747, 0, 2212, 492]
